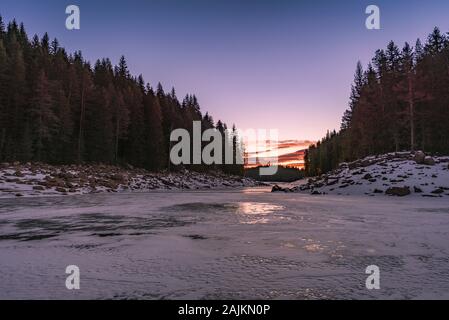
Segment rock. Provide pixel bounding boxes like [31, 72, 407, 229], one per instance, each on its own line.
[431, 188, 444, 194]
[326, 179, 339, 186]
[101, 180, 119, 189]
[58, 172, 74, 180]
[413, 186, 423, 193]
[368, 178, 377, 183]
[110, 173, 125, 182]
[33, 186, 45, 191]
[373, 189, 384, 194]
[338, 163, 349, 169]
[55, 187, 67, 193]
[14, 171, 24, 177]
[361, 159, 374, 167]
[362, 173, 373, 180]
[44, 177, 66, 188]
[311, 190, 322, 195]
[348, 160, 362, 170]
[15, 193, 24, 197]
[385, 186, 411, 197]
[414, 151, 426, 164]
[271, 185, 285, 192]
[424, 156, 435, 166]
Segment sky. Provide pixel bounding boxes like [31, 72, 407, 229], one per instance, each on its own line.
[2, 0, 449, 158]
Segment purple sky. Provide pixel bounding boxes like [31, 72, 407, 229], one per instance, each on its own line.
[2, 0, 449, 140]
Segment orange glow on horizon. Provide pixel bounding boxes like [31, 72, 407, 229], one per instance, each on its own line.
[244, 140, 313, 170]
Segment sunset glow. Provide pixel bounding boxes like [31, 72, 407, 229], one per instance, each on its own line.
[244, 140, 313, 169]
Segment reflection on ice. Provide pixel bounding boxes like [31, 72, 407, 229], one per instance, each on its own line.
[236, 202, 285, 224]
[165, 201, 286, 224]
[237, 202, 285, 215]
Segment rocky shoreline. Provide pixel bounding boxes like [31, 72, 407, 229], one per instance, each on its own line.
[272, 151, 449, 197]
[0, 163, 262, 198]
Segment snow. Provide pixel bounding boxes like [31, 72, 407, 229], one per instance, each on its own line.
[289, 152, 449, 197]
[0, 163, 261, 199]
[0, 189, 449, 299]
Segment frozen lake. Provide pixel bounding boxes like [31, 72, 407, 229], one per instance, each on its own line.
[0, 187, 449, 299]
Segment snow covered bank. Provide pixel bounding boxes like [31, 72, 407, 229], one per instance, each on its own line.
[0, 163, 262, 198]
[273, 152, 449, 197]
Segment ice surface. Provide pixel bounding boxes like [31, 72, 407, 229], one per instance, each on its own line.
[0, 188, 449, 299]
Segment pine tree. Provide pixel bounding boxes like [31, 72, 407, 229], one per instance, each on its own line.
[425, 27, 446, 55]
[30, 70, 56, 161]
[5, 33, 27, 160]
[0, 39, 7, 159]
[50, 38, 59, 55]
[0, 15, 5, 37]
[341, 61, 364, 130]
[41, 32, 49, 52]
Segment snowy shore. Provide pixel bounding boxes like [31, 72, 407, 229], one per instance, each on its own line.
[273, 151, 449, 197]
[0, 163, 262, 198]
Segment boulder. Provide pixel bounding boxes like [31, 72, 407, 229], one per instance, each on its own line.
[110, 173, 126, 182]
[362, 173, 373, 180]
[385, 186, 411, 197]
[271, 185, 285, 192]
[414, 151, 426, 164]
[431, 188, 444, 194]
[424, 156, 435, 166]
[413, 186, 423, 193]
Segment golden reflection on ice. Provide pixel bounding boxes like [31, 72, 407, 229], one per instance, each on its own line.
[236, 202, 285, 224]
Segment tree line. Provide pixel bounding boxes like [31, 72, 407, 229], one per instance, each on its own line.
[0, 17, 243, 175]
[305, 27, 449, 176]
